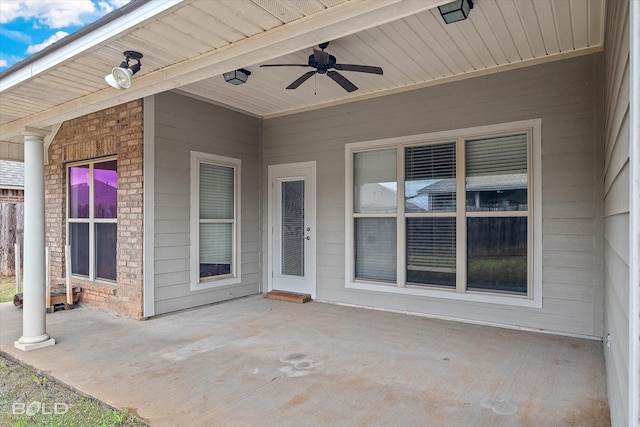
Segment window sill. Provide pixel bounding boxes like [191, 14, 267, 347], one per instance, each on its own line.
[346, 280, 542, 308]
[70, 277, 117, 295]
[190, 276, 241, 292]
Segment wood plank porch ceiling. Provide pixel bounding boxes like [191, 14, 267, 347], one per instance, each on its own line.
[0, 0, 605, 141]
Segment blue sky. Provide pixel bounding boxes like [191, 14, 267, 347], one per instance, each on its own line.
[0, 0, 131, 71]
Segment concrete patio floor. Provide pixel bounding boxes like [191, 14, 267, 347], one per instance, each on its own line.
[0, 296, 609, 426]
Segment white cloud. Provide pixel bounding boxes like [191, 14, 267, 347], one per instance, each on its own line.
[0, 59, 7, 67]
[97, 0, 130, 14]
[0, 1, 99, 28]
[0, 26, 32, 44]
[0, 1, 133, 27]
[26, 30, 68, 54]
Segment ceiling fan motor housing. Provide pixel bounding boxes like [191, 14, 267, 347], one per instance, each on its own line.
[261, 42, 382, 92]
[307, 53, 336, 74]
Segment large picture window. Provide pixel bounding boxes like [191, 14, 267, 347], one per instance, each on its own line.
[190, 152, 241, 290]
[346, 120, 541, 306]
[67, 158, 118, 282]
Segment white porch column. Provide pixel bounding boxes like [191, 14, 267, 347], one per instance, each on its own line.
[15, 127, 55, 351]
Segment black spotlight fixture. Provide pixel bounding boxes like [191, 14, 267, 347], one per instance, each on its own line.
[223, 68, 251, 85]
[105, 50, 143, 90]
[438, 0, 474, 24]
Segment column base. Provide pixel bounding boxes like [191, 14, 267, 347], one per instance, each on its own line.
[14, 337, 56, 352]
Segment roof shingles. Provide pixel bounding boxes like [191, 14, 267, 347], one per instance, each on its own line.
[0, 160, 25, 189]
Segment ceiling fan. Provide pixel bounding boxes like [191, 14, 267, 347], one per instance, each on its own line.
[260, 42, 383, 93]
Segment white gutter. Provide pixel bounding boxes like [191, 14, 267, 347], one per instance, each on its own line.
[0, 0, 183, 92]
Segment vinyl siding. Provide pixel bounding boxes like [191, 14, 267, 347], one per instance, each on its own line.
[152, 91, 261, 315]
[262, 53, 604, 338]
[603, 0, 631, 425]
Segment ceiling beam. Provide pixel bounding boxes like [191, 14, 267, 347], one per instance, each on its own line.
[0, 0, 445, 140]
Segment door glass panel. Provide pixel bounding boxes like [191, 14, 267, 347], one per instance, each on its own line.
[281, 180, 304, 277]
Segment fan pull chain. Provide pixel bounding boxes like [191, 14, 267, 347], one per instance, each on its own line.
[314, 73, 317, 95]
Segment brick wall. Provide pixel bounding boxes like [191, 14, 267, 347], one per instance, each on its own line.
[0, 188, 24, 203]
[45, 100, 144, 318]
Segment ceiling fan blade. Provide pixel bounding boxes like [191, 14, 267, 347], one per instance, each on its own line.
[313, 49, 330, 65]
[286, 71, 317, 89]
[333, 64, 383, 75]
[327, 70, 358, 92]
[260, 64, 312, 68]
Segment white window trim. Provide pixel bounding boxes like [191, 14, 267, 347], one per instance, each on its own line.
[190, 151, 242, 291]
[66, 156, 118, 283]
[344, 119, 542, 308]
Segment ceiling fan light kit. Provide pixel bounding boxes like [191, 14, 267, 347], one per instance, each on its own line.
[105, 50, 143, 90]
[223, 68, 251, 85]
[260, 41, 383, 93]
[438, 0, 474, 24]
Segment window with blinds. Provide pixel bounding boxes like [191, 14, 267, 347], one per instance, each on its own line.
[355, 218, 397, 282]
[466, 134, 528, 212]
[465, 134, 528, 295]
[354, 149, 397, 214]
[353, 150, 397, 282]
[407, 217, 456, 287]
[348, 124, 534, 299]
[405, 142, 456, 213]
[198, 162, 235, 279]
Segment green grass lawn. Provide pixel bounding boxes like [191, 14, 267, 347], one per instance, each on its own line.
[0, 355, 147, 427]
[0, 275, 18, 303]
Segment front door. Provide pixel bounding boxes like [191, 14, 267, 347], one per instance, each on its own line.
[268, 162, 316, 298]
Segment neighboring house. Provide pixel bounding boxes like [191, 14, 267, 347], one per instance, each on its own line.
[0, 1, 637, 426]
[0, 160, 24, 203]
[0, 160, 24, 275]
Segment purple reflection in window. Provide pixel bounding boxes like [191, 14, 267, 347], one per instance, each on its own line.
[69, 165, 90, 218]
[94, 160, 117, 219]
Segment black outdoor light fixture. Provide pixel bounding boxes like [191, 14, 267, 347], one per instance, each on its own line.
[105, 50, 143, 90]
[438, 0, 474, 24]
[223, 68, 251, 85]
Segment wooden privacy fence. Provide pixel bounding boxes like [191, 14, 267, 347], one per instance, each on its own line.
[0, 202, 24, 276]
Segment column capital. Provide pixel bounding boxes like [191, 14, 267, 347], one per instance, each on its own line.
[21, 127, 49, 139]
